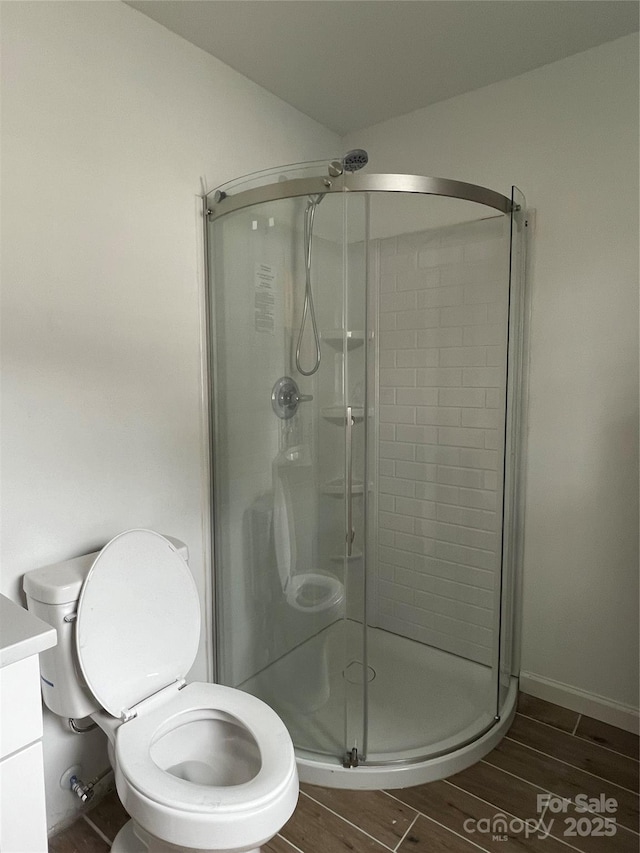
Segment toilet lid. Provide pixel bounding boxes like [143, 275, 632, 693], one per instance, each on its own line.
[75, 530, 200, 719]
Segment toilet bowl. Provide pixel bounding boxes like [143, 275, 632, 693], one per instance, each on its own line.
[24, 530, 298, 853]
[111, 683, 297, 852]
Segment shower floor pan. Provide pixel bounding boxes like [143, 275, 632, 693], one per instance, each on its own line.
[239, 621, 517, 789]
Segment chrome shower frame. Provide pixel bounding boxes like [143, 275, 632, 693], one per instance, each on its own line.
[203, 167, 527, 789]
[207, 172, 513, 222]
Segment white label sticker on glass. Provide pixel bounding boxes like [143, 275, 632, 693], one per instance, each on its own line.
[255, 263, 277, 335]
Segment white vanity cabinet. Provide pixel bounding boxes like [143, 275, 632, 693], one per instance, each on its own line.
[0, 594, 57, 852]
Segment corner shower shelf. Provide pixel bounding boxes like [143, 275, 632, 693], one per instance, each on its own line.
[321, 478, 365, 497]
[321, 330, 365, 350]
[321, 406, 364, 423]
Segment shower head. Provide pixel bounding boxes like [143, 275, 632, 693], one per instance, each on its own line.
[326, 150, 369, 178]
[343, 149, 369, 172]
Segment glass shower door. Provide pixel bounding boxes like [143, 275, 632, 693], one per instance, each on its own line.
[362, 191, 512, 762]
[296, 189, 368, 767]
[208, 188, 368, 766]
[339, 192, 368, 766]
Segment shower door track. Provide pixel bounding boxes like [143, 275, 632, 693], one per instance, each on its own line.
[207, 173, 513, 222]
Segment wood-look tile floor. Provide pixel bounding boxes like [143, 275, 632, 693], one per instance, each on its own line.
[50, 694, 639, 853]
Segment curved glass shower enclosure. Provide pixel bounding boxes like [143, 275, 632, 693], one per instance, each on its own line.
[205, 159, 526, 787]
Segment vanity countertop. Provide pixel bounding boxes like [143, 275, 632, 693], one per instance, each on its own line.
[0, 594, 56, 667]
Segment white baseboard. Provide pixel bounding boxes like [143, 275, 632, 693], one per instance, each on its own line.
[519, 671, 639, 734]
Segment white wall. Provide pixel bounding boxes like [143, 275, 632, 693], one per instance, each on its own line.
[0, 0, 339, 832]
[346, 34, 639, 724]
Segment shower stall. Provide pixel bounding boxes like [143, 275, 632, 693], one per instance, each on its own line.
[204, 157, 527, 788]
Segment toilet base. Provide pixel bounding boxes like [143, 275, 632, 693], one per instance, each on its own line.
[112, 821, 145, 853]
[111, 818, 262, 853]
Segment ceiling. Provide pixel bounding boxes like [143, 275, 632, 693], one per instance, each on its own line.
[126, 1, 639, 135]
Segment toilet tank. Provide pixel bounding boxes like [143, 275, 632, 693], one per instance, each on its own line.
[23, 535, 189, 720]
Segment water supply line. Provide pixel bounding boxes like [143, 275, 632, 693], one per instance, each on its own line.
[294, 150, 369, 378]
[68, 717, 98, 734]
[295, 193, 323, 376]
[69, 774, 95, 804]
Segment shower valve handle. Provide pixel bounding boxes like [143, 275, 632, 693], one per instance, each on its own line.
[271, 376, 313, 419]
[293, 391, 313, 404]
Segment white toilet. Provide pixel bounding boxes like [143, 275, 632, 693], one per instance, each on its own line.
[23, 529, 298, 853]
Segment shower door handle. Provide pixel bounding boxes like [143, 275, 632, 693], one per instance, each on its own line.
[346, 406, 355, 557]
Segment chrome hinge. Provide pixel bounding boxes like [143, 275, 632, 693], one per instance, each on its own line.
[343, 747, 359, 768]
[120, 678, 186, 723]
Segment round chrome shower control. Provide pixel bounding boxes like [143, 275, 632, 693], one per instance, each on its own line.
[271, 376, 313, 420]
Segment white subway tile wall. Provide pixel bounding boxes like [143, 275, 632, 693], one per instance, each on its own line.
[375, 216, 511, 665]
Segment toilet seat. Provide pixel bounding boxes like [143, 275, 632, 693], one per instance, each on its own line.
[115, 682, 296, 813]
[285, 573, 344, 613]
[75, 529, 201, 720]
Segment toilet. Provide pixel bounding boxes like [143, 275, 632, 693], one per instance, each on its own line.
[23, 529, 298, 853]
